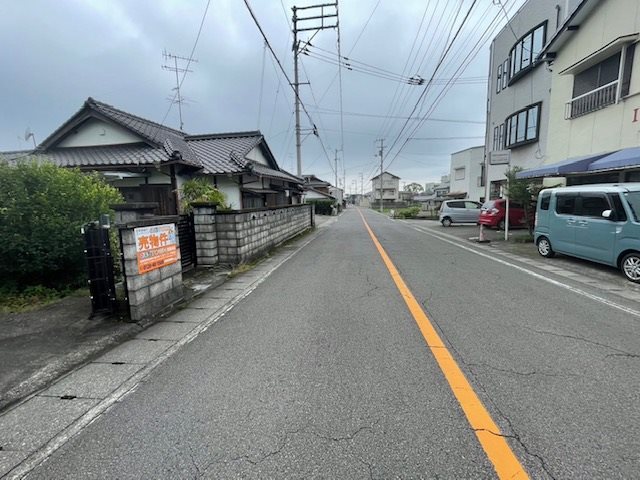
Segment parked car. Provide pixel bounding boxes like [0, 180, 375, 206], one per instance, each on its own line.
[479, 199, 528, 230]
[439, 200, 482, 227]
[534, 183, 640, 283]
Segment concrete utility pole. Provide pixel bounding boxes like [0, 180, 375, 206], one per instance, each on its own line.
[377, 138, 385, 213]
[291, 2, 338, 177]
[162, 50, 197, 131]
[334, 149, 339, 189]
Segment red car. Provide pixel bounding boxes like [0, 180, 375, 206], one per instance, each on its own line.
[479, 199, 528, 230]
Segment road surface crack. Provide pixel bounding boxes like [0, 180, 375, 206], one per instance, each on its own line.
[465, 361, 572, 378]
[523, 326, 637, 357]
[473, 428, 556, 480]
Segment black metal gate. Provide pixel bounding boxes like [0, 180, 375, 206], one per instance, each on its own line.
[177, 214, 197, 271]
[83, 224, 117, 317]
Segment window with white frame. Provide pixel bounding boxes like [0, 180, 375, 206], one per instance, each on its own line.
[496, 64, 503, 93]
[509, 22, 547, 82]
[454, 168, 465, 180]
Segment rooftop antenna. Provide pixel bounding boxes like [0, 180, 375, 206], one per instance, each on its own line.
[162, 49, 198, 131]
[24, 127, 36, 148]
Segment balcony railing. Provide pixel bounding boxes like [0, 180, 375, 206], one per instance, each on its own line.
[565, 80, 618, 119]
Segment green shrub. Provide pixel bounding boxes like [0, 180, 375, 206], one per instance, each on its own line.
[0, 160, 123, 290]
[180, 177, 227, 212]
[306, 199, 335, 215]
[396, 206, 421, 219]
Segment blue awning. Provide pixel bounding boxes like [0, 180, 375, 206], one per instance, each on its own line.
[587, 146, 640, 171]
[516, 152, 611, 179]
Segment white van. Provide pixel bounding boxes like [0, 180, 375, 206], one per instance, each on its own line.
[534, 183, 640, 282]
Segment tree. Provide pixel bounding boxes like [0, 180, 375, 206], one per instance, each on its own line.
[503, 166, 543, 235]
[405, 182, 424, 193]
[179, 177, 227, 213]
[0, 160, 123, 290]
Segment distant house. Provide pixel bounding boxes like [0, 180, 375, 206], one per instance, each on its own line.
[1, 97, 303, 214]
[302, 174, 337, 202]
[371, 171, 400, 202]
[448, 146, 485, 202]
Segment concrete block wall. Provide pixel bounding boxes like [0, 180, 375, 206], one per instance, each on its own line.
[216, 205, 312, 264]
[192, 204, 218, 266]
[119, 221, 184, 322]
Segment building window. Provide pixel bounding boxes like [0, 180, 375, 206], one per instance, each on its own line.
[504, 103, 541, 148]
[498, 123, 504, 149]
[509, 22, 547, 83]
[496, 64, 503, 93]
[502, 59, 509, 89]
[566, 44, 636, 119]
[454, 167, 465, 180]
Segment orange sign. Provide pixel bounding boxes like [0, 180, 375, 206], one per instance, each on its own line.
[134, 224, 178, 274]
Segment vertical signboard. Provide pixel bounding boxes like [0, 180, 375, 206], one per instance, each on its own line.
[134, 224, 178, 274]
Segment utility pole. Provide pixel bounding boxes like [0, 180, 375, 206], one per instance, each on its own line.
[376, 139, 385, 213]
[360, 172, 364, 196]
[334, 149, 339, 189]
[162, 50, 197, 131]
[291, 2, 338, 177]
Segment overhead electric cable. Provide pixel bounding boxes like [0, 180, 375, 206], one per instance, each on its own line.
[242, 0, 335, 175]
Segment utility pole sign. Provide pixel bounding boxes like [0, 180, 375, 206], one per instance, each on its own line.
[292, 2, 338, 177]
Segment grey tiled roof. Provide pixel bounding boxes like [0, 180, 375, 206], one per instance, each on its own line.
[4, 98, 302, 185]
[185, 132, 262, 174]
[42, 144, 168, 168]
[249, 162, 302, 183]
[0, 150, 33, 163]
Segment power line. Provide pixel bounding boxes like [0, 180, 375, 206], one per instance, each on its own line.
[242, 0, 335, 176]
[383, 0, 480, 162]
[308, 106, 485, 124]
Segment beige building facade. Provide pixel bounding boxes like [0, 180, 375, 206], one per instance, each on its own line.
[545, 0, 640, 182]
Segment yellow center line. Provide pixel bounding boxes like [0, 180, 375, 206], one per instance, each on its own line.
[357, 209, 529, 480]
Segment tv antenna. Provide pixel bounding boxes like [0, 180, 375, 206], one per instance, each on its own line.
[162, 49, 198, 131]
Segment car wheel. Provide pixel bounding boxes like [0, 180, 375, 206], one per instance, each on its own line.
[621, 252, 640, 283]
[537, 236, 555, 258]
[441, 217, 452, 227]
[497, 219, 505, 230]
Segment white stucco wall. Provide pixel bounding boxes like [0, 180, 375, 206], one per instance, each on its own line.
[245, 146, 270, 166]
[449, 146, 485, 201]
[58, 118, 142, 147]
[546, 0, 640, 164]
[216, 176, 242, 209]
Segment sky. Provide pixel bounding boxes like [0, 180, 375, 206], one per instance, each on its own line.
[0, 0, 525, 193]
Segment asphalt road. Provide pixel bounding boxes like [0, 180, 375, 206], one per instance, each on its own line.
[26, 208, 640, 479]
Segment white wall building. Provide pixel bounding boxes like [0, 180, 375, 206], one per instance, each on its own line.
[448, 146, 485, 202]
[485, 0, 581, 199]
[371, 171, 400, 201]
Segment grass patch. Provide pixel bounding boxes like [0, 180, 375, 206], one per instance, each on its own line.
[228, 261, 260, 278]
[0, 285, 80, 313]
[511, 234, 534, 243]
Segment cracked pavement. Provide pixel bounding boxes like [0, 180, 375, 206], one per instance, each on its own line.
[18, 209, 640, 478]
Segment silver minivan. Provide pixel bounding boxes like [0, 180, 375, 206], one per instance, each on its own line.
[534, 183, 640, 282]
[439, 200, 482, 227]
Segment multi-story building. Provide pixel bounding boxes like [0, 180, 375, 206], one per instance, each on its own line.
[519, 0, 640, 184]
[448, 146, 485, 202]
[484, 0, 581, 199]
[371, 171, 400, 202]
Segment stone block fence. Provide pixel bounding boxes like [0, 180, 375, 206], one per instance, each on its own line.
[112, 203, 313, 321]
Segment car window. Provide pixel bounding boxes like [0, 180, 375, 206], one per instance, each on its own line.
[539, 191, 550, 210]
[579, 194, 610, 217]
[465, 201, 480, 209]
[623, 191, 640, 222]
[608, 193, 627, 221]
[556, 193, 578, 215]
[481, 201, 496, 210]
[448, 201, 465, 208]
